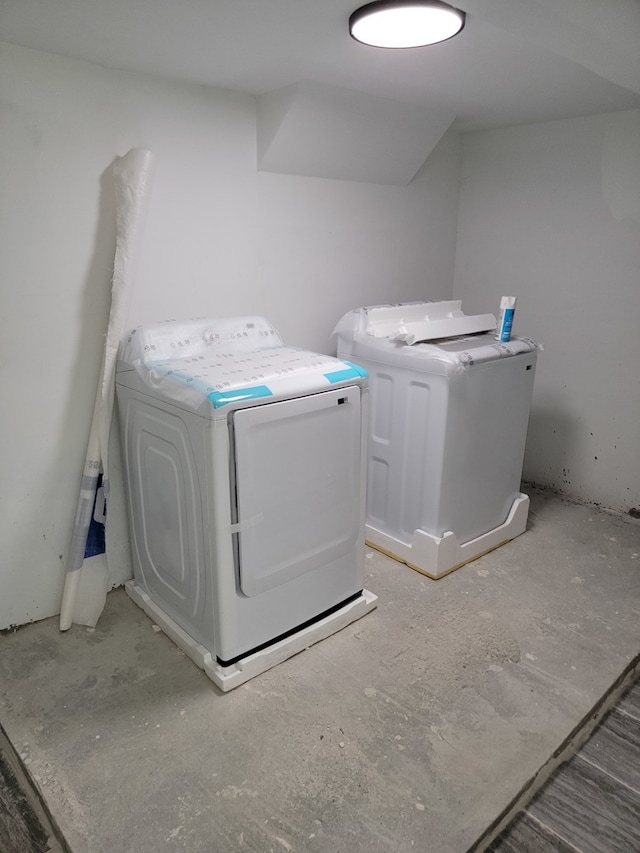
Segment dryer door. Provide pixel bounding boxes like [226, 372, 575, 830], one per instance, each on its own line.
[232, 386, 362, 597]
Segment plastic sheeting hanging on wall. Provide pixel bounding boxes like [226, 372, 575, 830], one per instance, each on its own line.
[59, 148, 156, 631]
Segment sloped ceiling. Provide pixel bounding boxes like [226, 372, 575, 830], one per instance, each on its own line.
[2, 0, 639, 182]
[256, 81, 456, 184]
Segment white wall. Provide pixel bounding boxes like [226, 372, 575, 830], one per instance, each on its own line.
[0, 42, 462, 628]
[454, 111, 640, 514]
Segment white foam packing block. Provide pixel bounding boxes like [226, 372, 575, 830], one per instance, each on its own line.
[125, 581, 378, 692]
[366, 494, 530, 579]
[391, 313, 498, 344]
[332, 301, 497, 343]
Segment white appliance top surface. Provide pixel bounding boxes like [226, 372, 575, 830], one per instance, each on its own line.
[333, 302, 542, 375]
[117, 316, 366, 410]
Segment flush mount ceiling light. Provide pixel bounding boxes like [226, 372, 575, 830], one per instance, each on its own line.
[349, 0, 466, 49]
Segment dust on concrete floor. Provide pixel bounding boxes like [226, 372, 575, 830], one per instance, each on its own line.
[0, 488, 638, 853]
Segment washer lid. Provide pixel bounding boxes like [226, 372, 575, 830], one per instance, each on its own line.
[119, 316, 367, 412]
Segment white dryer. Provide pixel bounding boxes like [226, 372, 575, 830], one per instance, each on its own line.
[115, 316, 376, 691]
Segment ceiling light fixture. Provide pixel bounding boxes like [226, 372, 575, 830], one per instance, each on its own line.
[349, 0, 466, 49]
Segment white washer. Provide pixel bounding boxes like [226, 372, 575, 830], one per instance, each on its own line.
[115, 316, 376, 691]
[334, 301, 541, 579]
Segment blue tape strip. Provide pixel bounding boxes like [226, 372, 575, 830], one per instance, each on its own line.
[208, 385, 273, 408]
[324, 361, 368, 383]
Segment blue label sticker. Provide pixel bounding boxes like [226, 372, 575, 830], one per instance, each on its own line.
[207, 385, 273, 408]
[324, 361, 368, 383]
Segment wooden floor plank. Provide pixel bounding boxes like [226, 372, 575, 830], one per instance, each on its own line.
[617, 680, 640, 722]
[527, 754, 640, 853]
[0, 751, 50, 853]
[488, 811, 580, 853]
[578, 707, 640, 794]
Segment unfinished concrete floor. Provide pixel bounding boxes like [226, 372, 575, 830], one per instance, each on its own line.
[0, 488, 639, 853]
